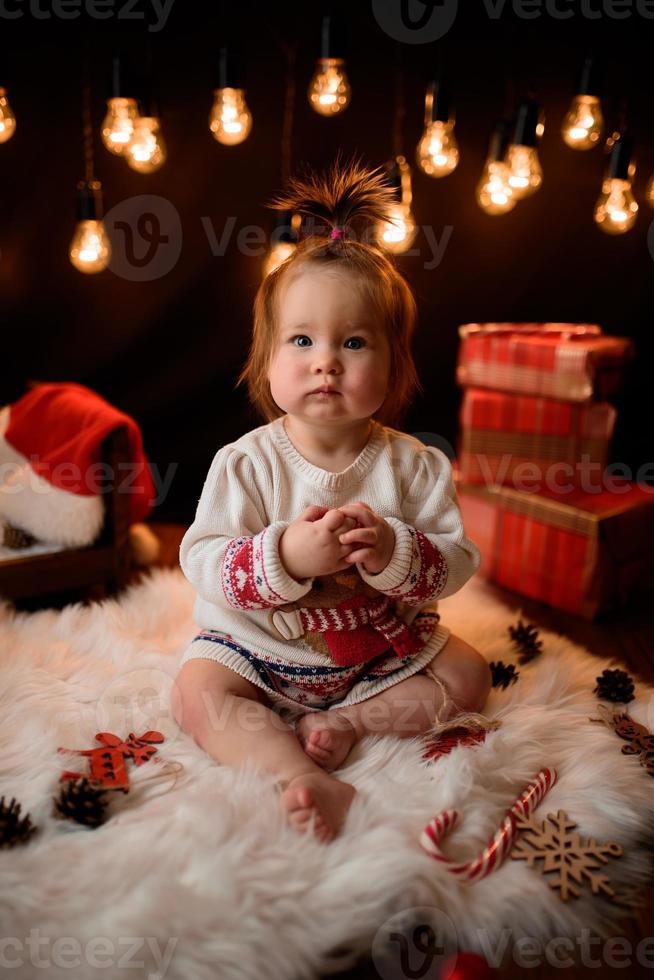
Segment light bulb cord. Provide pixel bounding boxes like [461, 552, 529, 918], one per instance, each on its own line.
[82, 57, 94, 183]
[392, 43, 405, 158]
[281, 41, 296, 185]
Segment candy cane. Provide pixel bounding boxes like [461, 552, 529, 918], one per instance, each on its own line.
[420, 767, 557, 881]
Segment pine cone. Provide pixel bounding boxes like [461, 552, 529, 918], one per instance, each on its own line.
[53, 778, 109, 828]
[508, 619, 543, 664]
[490, 661, 520, 690]
[594, 668, 635, 704]
[3, 523, 36, 549]
[0, 796, 37, 848]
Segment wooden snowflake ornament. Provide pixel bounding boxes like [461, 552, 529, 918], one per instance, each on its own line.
[510, 809, 623, 901]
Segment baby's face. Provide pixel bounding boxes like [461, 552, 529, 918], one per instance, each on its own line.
[268, 265, 391, 427]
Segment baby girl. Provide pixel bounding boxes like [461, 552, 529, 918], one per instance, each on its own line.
[172, 159, 491, 843]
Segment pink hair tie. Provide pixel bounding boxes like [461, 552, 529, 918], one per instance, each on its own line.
[330, 227, 344, 240]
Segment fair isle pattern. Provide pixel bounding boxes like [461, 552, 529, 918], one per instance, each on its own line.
[220, 530, 285, 610]
[192, 613, 441, 710]
[385, 528, 448, 604]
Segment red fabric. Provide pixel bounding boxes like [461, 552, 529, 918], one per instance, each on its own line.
[5, 382, 155, 522]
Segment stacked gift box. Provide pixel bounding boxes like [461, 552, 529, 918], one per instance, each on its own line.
[453, 322, 654, 619]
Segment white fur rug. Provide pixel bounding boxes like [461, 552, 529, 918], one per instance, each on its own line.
[1, 569, 653, 980]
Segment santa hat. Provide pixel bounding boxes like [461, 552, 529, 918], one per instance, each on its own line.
[0, 383, 157, 549]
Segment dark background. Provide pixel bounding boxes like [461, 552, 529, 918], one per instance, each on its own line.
[2, 1, 653, 523]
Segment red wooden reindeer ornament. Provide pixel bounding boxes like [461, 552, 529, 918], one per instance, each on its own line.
[58, 731, 165, 792]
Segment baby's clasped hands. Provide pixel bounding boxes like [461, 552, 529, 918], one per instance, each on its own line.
[279, 505, 360, 580]
[337, 501, 395, 575]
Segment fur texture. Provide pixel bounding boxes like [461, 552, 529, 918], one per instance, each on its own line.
[1, 569, 653, 980]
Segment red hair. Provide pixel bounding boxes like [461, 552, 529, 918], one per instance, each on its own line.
[235, 158, 423, 429]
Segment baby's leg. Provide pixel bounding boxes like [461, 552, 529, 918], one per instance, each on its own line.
[297, 635, 492, 771]
[171, 659, 355, 842]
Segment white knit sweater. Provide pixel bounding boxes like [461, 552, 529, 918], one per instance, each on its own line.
[179, 415, 480, 665]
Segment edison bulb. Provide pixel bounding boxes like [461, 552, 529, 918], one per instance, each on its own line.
[308, 58, 351, 116]
[476, 161, 516, 215]
[69, 220, 112, 273]
[263, 241, 296, 278]
[562, 95, 603, 150]
[646, 173, 654, 209]
[125, 116, 166, 173]
[209, 87, 252, 145]
[101, 97, 138, 155]
[0, 87, 16, 144]
[375, 203, 417, 254]
[505, 144, 542, 199]
[416, 120, 459, 177]
[594, 178, 638, 234]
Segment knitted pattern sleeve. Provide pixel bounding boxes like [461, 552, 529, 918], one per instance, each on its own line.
[179, 446, 315, 611]
[357, 445, 480, 603]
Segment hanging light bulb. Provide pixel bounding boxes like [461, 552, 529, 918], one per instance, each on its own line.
[594, 132, 638, 235]
[646, 172, 654, 209]
[0, 86, 16, 143]
[101, 57, 138, 155]
[102, 97, 138, 154]
[263, 212, 301, 277]
[476, 121, 516, 215]
[69, 180, 112, 274]
[562, 56, 603, 150]
[505, 98, 543, 199]
[416, 77, 459, 177]
[209, 48, 252, 145]
[308, 15, 351, 116]
[375, 156, 418, 254]
[125, 113, 166, 173]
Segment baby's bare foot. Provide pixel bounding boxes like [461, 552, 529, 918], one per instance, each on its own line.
[280, 771, 356, 843]
[296, 711, 358, 772]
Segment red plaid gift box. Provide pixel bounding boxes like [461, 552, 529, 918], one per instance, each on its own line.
[456, 476, 654, 619]
[457, 323, 633, 402]
[458, 388, 616, 487]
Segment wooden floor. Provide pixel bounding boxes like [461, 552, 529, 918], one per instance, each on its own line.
[26, 523, 654, 979]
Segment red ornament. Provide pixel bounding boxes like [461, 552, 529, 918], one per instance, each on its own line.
[422, 727, 487, 762]
[441, 951, 496, 979]
[58, 731, 164, 792]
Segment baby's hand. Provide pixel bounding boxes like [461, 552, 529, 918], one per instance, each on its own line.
[336, 501, 395, 575]
[279, 506, 359, 580]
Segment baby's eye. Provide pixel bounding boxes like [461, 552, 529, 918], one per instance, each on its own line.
[291, 335, 312, 347]
[345, 337, 366, 350]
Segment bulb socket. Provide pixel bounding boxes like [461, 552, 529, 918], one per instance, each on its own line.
[512, 98, 540, 148]
[271, 210, 299, 245]
[577, 55, 602, 97]
[489, 119, 512, 162]
[109, 54, 135, 99]
[217, 47, 243, 90]
[428, 77, 450, 123]
[76, 180, 103, 221]
[606, 132, 634, 180]
[385, 161, 403, 202]
[320, 14, 347, 59]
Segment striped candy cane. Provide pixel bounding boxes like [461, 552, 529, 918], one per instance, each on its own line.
[420, 767, 557, 881]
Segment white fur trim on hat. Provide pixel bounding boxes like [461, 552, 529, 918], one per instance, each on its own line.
[0, 410, 104, 548]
